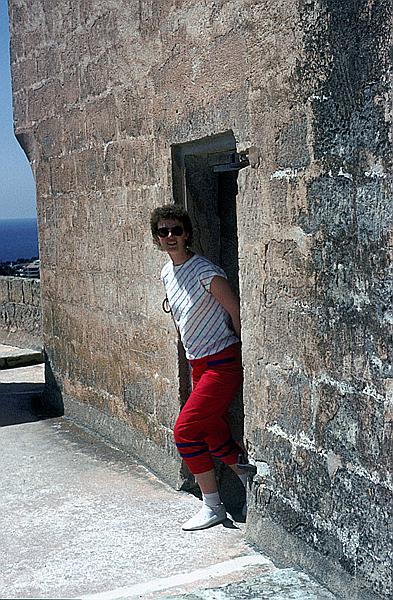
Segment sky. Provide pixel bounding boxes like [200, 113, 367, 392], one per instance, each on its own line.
[0, 0, 36, 220]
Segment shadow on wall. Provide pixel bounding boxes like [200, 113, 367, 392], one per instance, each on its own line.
[43, 350, 64, 417]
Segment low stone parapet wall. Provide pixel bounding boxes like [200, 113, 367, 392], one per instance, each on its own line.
[0, 276, 42, 350]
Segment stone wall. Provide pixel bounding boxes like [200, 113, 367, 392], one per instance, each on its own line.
[8, 1, 392, 598]
[0, 276, 42, 350]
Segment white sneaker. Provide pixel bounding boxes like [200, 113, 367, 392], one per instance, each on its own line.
[182, 503, 227, 531]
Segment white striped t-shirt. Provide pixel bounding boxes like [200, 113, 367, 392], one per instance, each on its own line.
[161, 254, 239, 360]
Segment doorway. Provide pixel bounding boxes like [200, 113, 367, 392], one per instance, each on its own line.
[171, 131, 249, 508]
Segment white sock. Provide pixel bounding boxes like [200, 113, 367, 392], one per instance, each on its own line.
[202, 491, 221, 507]
[238, 472, 248, 490]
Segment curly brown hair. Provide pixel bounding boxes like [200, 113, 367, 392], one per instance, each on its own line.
[150, 204, 193, 248]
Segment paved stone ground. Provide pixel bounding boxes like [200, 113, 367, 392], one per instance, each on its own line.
[0, 344, 337, 600]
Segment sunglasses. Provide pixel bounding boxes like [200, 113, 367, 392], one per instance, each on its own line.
[157, 225, 184, 238]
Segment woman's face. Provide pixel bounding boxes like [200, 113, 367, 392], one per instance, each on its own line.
[156, 218, 189, 256]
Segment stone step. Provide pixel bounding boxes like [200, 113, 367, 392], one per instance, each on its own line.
[0, 343, 44, 369]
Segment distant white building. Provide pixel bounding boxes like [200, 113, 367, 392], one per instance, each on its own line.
[23, 260, 40, 278]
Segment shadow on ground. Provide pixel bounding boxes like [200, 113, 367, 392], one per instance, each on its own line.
[0, 382, 59, 427]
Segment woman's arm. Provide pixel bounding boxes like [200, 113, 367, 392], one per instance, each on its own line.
[210, 275, 241, 338]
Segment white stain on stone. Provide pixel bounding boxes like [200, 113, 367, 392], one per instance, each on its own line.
[364, 163, 386, 178]
[382, 310, 393, 325]
[315, 373, 357, 396]
[326, 451, 343, 480]
[267, 409, 392, 493]
[262, 488, 303, 515]
[253, 460, 271, 477]
[286, 225, 314, 253]
[351, 290, 371, 311]
[308, 94, 329, 101]
[345, 421, 358, 445]
[346, 462, 393, 492]
[338, 167, 353, 180]
[103, 140, 114, 160]
[370, 354, 383, 370]
[361, 384, 385, 403]
[336, 526, 360, 558]
[266, 423, 320, 455]
[269, 168, 300, 180]
[311, 512, 361, 560]
[315, 372, 386, 404]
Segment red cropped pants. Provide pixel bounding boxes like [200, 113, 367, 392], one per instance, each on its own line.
[174, 342, 243, 475]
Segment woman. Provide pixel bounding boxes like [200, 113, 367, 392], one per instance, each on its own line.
[150, 204, 248, 531]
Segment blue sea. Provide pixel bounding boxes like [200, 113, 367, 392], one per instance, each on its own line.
[0, 218, 39, 262]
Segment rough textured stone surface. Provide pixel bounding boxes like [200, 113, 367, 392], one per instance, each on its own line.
[0, 276, 42, 349]
[8, 1, 392, 598]
[160, 569, 337, 600]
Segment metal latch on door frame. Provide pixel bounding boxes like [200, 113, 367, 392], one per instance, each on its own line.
[210, 151, 250, 173]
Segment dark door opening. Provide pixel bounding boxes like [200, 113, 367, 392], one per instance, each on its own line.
[171, 131, 249, 459]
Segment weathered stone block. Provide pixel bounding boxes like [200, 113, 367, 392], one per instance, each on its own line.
[74, 148, 105, 192]
[41, 0, 79, 38]
[11, 56, 38, 93]
[9, 26, 24, 63]
[27, 80, 63, 122]
[35, 158, 52, 199]
[0, 278, 10, 302]
[0, 277, 42, 349]
[62, 68, 81, 108]
[103, 141, 125, 188]
[123, 378, 155, 417]
[80, 53, 113, 99]
[122, 141, 157, 187]
[8, 278, 24, 304]
[117, 89, 150, 139]
[276, 114, 310, 169]
[50, 155, 77, 195]
[36, 47, 61, 82]
[36, 117, 64, 159]
[12, 90, 28, 132]
[85, 95, 117, 145]
[85, 9, 119, 56]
